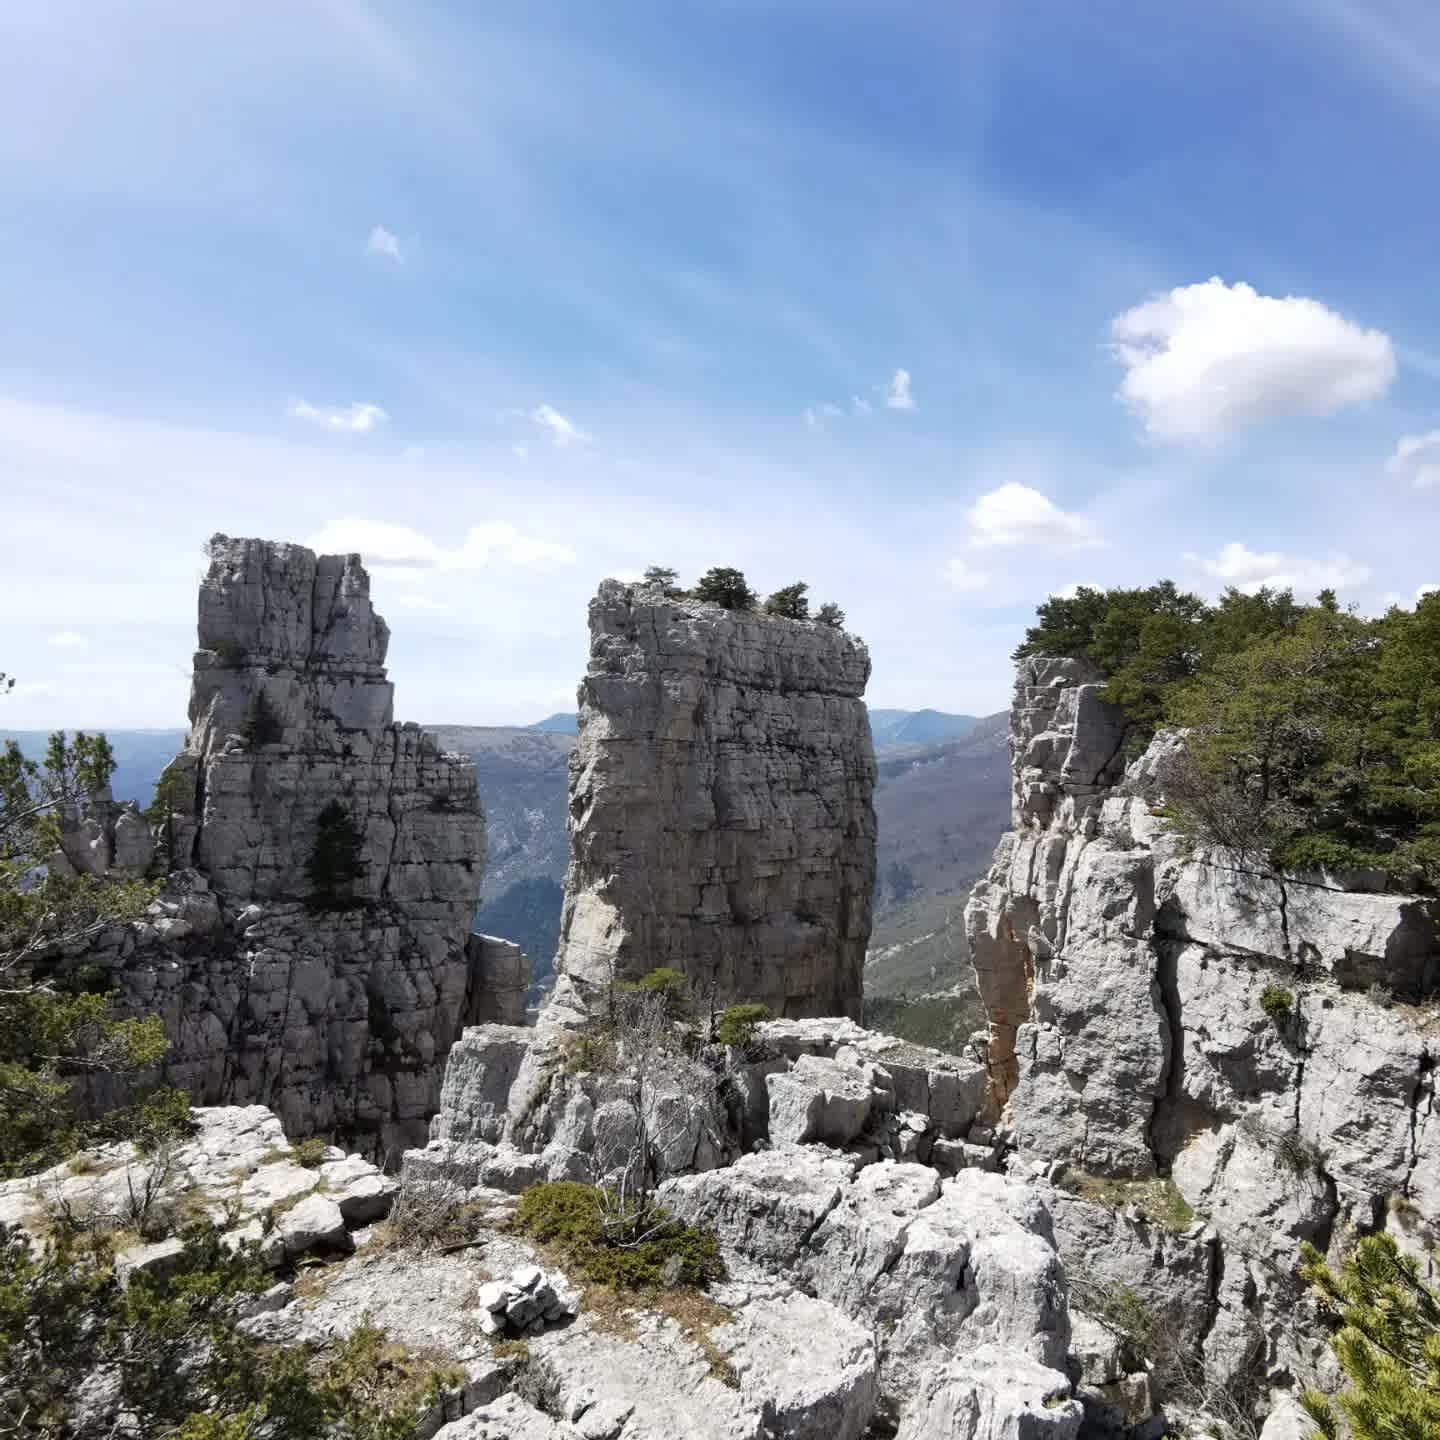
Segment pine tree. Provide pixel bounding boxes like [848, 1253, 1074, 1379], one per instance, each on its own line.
[763, 582, 810, 620]
[692, 567, 756, 611]
[1299, 1231, 1440, 1439]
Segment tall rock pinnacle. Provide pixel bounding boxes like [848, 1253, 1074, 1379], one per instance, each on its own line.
[77, 535, 493, 1151]
[551, 579, 877, 1020]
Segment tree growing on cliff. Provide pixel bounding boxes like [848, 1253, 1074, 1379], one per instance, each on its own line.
[641, 565, 681, 595]
[692, 567, 756, 611]
[0, 712, 176, 1174]
[1300, 1230, 1440, 1439]
[816, 602, 846, 629]
[763, 582, 810, 620]
[305, 802, 366, 909]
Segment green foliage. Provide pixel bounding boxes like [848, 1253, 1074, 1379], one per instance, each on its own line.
[763, 582, 810, 620]
[692, 567, 756, 611]
[305, 801, 365, 909]
[621, 966, 691, 1020]
[815, 601, 845, 629]
[145, 764, 192, 825]
[239, 687, 284, 747]
[0, 1224, 460, 1438]
[0, 984, 183, 1176]
[291, 1136, 328, 1168]
[1259, 984, 1294, 1025]
[564, 1026, 617, 1075]
[1015, 585, 1440, 889]
[512, 1181, 723, 1290]
[1300, 1231, 1440, 1439]
[641, 565, 681, 595]
[715, 1002, 771, 1049]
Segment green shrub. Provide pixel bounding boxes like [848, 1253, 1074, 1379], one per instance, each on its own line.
[692, 567, 756, 611]
[239, 688, 284, 747]
[0, 1222, 464, 1437]
[715, 1002, 771, 1049]
[512, 1181, 723, 1290]
[1259, 984, 1294, 1025]
[291, 1137, 328, 1169]
[1300, 1231, 1440, 1439]
[306, 802, 365, 909]
[620, 967, 691, 1020]
[815, 602, 845, 629]
[763, 582, 809, 620]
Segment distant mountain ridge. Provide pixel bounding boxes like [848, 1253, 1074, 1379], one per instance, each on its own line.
[9, 708, 1012, 1024]
[867, 708, 977, 747]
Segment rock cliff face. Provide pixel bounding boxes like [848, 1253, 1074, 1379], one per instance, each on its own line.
[965, 655, 1440, 1401]
[71, 536, 497, 1152]
[552, 581, 876, 1020]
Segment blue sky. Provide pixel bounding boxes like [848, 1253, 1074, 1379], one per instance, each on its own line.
[3, 0, 1439, 728]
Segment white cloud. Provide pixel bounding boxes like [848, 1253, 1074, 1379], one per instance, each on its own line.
[1187, 541, 1371, 594]
[391, 592, 445, 611]
[1386, 430, 1440, 489]
[307, 516, 576, 574]
[1048, 582, 1101, 600]
[944, 558, 992, 592]
[287, 399, 390, 433]
[366, 224, 403, 262]
[47, 630, 87, 648]
[966, 482, 1097, 549]
[851, 395, 871, 415]
[530, 403, 590, 447]
[1112, 277, 1396, 441]
[882, 368, 916, 411]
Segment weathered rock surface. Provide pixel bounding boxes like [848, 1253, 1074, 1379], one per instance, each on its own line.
[661, 1156, 1071, 1415]
[0, 1105, 393, 1268]
[50, 536, 508, 1150]
[551, 580, 876, 1020]
[964, 654, 1440, 1425]
[412, 1017, 989, 1194]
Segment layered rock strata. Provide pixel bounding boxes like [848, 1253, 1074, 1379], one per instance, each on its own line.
[965, 654, 1440, 1408]
[65, 536, 497, 1151]
[551, 581, 876, 1020]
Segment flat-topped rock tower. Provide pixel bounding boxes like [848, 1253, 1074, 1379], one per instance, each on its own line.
[551, 579, 877, 1019]
[71, 535, 498, 1151]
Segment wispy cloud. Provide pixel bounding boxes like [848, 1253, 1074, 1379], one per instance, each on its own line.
[529, 403, 591, 447]
[287, 399, 390, 433]
[366, 224, 404, 262]
[47, 630, 87, 648]
[307, 516, 576, 573]
[882, 368, 916, 412]
[1386, 430, 1440, 489]
[1112, 278, 1395, 442]
[1186, 540, 1371, 595]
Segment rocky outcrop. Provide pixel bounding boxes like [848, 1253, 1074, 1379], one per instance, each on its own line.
[0, 1105, 396, 1269]
[551, 581, 876, 1020]
[965, 654, 1440, 1418]
[63, 536, 496, 1151]
[399, 1013, 1081, 1437]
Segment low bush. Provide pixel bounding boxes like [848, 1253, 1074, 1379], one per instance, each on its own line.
[291, 1137, 328, 1169]
[715, 1002, 771, 1050]
[380, 1168, 483, 1251]
[512, 1181, 723, 1290]
[1259, 984, 1294, 1025]
[1, 1223, 461, 1437]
